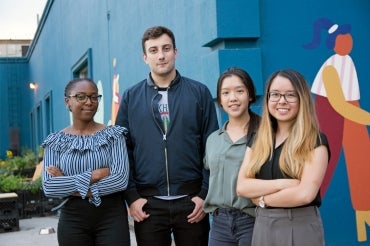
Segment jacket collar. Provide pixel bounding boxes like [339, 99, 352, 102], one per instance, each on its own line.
[146, 70, 181, 88]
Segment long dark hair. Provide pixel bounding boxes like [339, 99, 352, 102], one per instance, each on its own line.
[216, 67, 256, 107]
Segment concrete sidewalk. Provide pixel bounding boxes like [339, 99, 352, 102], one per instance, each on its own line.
[0, 215, 137, 246]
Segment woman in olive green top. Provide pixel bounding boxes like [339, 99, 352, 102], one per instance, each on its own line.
[203, 67, 260, 246]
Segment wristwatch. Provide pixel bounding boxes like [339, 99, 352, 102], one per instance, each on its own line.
[258, 196, 266, 208]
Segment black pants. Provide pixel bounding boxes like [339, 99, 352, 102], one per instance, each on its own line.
[58, 193, 130, 246]
[134, 196, 210, 246]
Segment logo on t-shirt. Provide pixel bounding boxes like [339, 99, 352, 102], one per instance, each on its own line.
[158, 91, 170, 132]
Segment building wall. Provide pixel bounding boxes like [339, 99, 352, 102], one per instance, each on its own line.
[0, 39, 31, 57]
[0, 58, 30, 157]
[1, 0, 369, 245]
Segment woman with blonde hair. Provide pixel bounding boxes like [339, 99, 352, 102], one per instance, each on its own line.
[236, 69, 330, 246]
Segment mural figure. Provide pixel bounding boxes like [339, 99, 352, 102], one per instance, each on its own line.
[95, 58, 120, 126]
[304, 18, 370, 242]
[111, 58, 121, 125]
[94, 80, 104, 124]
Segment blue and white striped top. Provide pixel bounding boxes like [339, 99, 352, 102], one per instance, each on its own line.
[42, 125, 129, 207]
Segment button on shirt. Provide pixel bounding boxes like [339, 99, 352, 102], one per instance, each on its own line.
[203, 121, 255, 216]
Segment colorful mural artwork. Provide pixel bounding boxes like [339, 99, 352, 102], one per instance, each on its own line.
[94, 58, 120, 126]
[304, 18, 370, 242]
[95, 80, 104, 124]
[110, 58, 121, 125]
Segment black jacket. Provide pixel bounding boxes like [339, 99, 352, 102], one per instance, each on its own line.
[116, 71, 219, 205]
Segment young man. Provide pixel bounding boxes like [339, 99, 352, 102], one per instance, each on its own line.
[115, 26, 218, 246]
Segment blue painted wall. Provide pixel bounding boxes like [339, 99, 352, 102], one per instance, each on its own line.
[0, 0, 369, 244]
[0, 58, 30, 157]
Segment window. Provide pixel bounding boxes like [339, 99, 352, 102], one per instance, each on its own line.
[72, 48, 92, 78]
[36, 103, 43, 148]
[44, 91, 53, 135]
[30, 110, 36, 151]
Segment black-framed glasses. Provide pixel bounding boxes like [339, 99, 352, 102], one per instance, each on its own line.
[268, 91, 298, 103]
[68, 93, 102, 103]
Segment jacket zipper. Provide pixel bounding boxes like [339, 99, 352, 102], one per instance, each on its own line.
[151, 87, 171, 196]
[163, 134, 170, 195]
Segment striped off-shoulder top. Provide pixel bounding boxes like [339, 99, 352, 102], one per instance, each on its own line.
[42, 125, 129, 207]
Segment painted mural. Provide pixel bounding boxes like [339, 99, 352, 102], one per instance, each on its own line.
[94, 80, 104, 124]
[89, 58, 120, 126]
[110, 58, 121, 125]
[64, 21, 370, 245]
[304, 18, 370, 243]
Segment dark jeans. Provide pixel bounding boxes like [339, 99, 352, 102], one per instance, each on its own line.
[58, 193, 130, 246]
[134, 196, 210, 246]
[209, 208, 255, 246]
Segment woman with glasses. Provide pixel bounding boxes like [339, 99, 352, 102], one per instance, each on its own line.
[236, 69, 330, 246]
[42, 78, 131, 246]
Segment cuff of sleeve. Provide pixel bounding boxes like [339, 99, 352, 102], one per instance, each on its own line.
[197, 188, 208, 200]
[89, 183, 101, 206]
[76, 171, 92, 198]
[124, 189, 141, 206]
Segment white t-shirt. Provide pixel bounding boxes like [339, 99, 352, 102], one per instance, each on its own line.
[158, 90, 170, 132]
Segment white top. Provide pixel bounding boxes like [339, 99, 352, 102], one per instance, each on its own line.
[311, 54, 360, 100]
